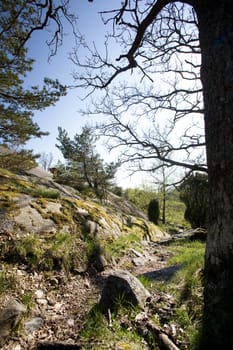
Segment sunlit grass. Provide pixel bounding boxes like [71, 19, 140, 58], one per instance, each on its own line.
[80, 304, 148, 349]
[167, 240, 205, 348]
[105, 233, 141, 258]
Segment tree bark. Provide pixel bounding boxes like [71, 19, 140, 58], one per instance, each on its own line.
[196, 1, 233, 347]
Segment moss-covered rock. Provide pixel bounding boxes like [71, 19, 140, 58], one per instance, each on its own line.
[0, 168, 169, 273]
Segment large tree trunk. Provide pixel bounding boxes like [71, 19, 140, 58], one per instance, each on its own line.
[196, 1, 233, 347]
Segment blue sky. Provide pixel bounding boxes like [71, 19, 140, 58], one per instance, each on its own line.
[26, 0, 113, 158]
[24, 0, 155, 188]
[24, 1, 167, 188]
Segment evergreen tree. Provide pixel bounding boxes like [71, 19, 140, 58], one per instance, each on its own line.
[56, 126, 118, 198]
[0, 0, 66, 169]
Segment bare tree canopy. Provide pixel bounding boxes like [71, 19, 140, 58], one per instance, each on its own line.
[74, 2, 206, 176]
[72, 1, 233, 348]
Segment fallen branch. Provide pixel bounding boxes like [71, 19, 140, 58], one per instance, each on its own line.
[147, 320, 180, 350]
[158, 332, 180, 350]
[136, 315, 180, 350]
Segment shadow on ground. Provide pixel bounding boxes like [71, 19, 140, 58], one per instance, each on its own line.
[137, 264, 183, 282]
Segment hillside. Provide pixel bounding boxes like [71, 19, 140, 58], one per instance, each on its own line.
[0, 167, 172, 349]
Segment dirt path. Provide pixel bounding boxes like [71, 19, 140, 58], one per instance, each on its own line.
[2, 241, 175, 350]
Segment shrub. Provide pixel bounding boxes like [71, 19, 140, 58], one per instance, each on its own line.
[179, 173, 208, 229]
[147, 198, 160, 225]
[0, 149, 38, 173]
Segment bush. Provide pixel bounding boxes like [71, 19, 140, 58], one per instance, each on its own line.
[179, 173, 208, 229]
[147, 198, 160, 225]
[0, 149, 38, 173]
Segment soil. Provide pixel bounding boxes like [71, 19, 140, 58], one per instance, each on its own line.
[1, 240, 177, 350]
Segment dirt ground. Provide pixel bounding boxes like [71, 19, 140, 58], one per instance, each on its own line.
[1, 240, 176, 350]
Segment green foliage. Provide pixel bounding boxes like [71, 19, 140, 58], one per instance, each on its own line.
[111, 185, 123, 197]
[125, 187, 157, 213]
[126, 187, 188, 230]
[147, 198, 160, 225]
[56, 126, 119, 199]
[0, 148, 38, 172]
[159, 190, 189, 232]
[179, 173, 208, 228]
[22, 188, 60, 199]
[0, 0, 66, 169]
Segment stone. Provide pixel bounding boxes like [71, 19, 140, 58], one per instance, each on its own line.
[13, 345, 21, 350]
[25, 317, 44, 334]
[0, 299, 26, 340]
[35, 289, 44, 298]
[36, 298, 48, 306]
[98, 269, 151, 313]
[85, 220, 98, 234]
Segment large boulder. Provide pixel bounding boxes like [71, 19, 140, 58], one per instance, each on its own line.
[98, 269, 151, 313]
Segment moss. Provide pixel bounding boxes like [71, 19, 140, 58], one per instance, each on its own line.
[3, 231, 87, 273]
[0, 193, 19, 213]
[61, 199, 83, 224]
[73, 199, 115, 227]
[46, 211, 69, 226]
[0, 167, 14, 177]
[35, 198, 49, 208]
[30, 201, 49, 219]
[0, 170, 60, 199]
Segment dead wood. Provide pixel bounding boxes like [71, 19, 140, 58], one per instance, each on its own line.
[136, 318, 180, 350]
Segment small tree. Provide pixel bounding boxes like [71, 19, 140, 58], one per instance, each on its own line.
[56, 126, 119, 198]
[147, 198, 160, 225]
[179, 173, 208, 229]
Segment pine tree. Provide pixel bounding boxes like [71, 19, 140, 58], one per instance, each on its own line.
[56, 126, 118, 198]
[0, 0, 66, 170]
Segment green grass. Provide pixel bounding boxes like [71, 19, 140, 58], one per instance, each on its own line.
[162, 240, 204, 348]
[168, 240, 204, 301]
[137, 239, 205, 349]
[78, 239, 205, 349]
[19, 187, 60, 199]
[80, 304, 148, 349]
[2, 231, 86, 273]
[105, 233, 141, 258]
[0, 268, 17, 295]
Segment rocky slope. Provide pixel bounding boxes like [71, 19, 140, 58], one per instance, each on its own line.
[0, 167, 171, 349]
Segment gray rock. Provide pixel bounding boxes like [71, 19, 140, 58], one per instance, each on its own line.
[0, 299, 26, 340]
[85, 220, 98, 234]
[98, 269, 151, 313]
[25, 317, 44, 334]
